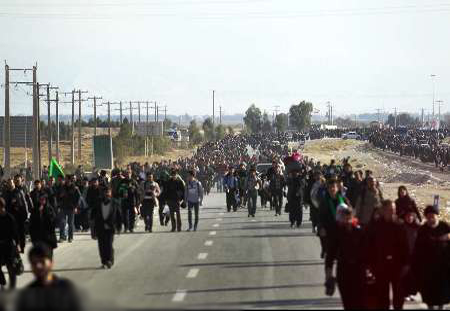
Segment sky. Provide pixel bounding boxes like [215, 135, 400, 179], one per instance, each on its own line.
[0, 0, 450, 119]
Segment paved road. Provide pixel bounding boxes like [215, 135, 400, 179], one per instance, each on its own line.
[14, 190, 425, 310]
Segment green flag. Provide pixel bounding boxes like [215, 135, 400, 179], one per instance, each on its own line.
[49, 158, 65, 179]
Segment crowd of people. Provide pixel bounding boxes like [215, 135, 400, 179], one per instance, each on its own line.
[369, 128, 450, 170]
[0, 128, 450, 310]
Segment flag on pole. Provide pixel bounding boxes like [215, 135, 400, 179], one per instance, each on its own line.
[49, 158, 65, 179]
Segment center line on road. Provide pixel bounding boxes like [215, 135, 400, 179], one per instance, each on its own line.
[186, 268, 199, 278]
[197, 253, 208, 260]
[172, 290, 187, 302]
[204, 240, 213, 246]
[209, 231, 217, 236]
[213, 224, 220, 227]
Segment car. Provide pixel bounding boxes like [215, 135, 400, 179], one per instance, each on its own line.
[342, 131, 361, 140]
[255, 163, 273, 176]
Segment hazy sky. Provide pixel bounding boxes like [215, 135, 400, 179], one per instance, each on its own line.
[1, 0, 449, 118]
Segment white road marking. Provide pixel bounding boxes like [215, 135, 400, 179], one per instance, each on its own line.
[172, 290, 187, 302]
[251, 219, 256, 222]
[204, 240, 213, 246]
[186, 268, 199, 279]
[213, 224, 219, 227]
[197, 253, 208, 260]
[209, 231, 217, 236]
[216, 218, 223, 221]
[219, 212, 224, 216]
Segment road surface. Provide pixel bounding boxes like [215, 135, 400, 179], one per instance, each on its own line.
[14, 191, 425, 310]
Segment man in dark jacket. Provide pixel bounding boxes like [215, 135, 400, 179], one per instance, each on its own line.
[165, 169, 185, 232]
[16, 243, 82, 311]
[120, 177, 139, 233]
[365, 199, 408, 310]
[5, 177, 30, 253]
[287, 169, 305, 228]
[0, 197, 19, 290]
[29, 194, 57, 258]
[59, 175, 80, 243]
[91, 188, 121, 269]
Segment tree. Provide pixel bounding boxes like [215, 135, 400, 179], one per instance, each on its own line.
[243, 104, 262, 134]
[289, 100, 313, 131]
[275, 113, 288, 133]
[163, 118, 173, 130]
[261, 113, 273, 133]
[386, 113, 416, 127]
[227, 126, 235, 136]
[215, 124, 226, 140]
[188, 120, 203, 145]
[202, 117, 214, 141]
[335, 117, 354, 128]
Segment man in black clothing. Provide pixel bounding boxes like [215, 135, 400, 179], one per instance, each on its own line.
[0, 197, 19, 290]
[59, 176, 80, 243]
[365, 199, 408, 310]
[91, 188, 121, 269]
[15, 243, 82, 311]
[30, 180, 46, 211]
[287, 170, 305, 228]
[4, 177, 30, 253]
[165, 169, 185, 232]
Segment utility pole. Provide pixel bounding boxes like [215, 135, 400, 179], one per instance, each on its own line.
[376, 108, 382, 124]
[421, 108, 425, 128]
[212, 90, 215, 130]
[88, 96, 102, 136]
[219, 106, 222, 125]
[32, 66, 40, 179]
[59, 91, 75, 164]
[71, 90, 75, 165]
[55, 91, 60, 163]
[394, 107, 397, 128]
[119, 101, 123, 124]
[436, 100, 443, 126]
[76, 89, 88, 163]
[42, 84, 59, 165]
[431, 74, 437, 118]
[4, 64, 10, 178]
[4, 64, 36, 177]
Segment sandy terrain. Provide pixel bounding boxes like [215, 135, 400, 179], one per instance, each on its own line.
[302, 139, 450, 221]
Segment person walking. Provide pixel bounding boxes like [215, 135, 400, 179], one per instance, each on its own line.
[15, 243, 82, 311]
[355, 176, 383, 227]
[395, 185, 421, 222]
[141, 173, 160, 233]
[0, 197, 19, 291]
[270, 167, 286, 216]
[318, 178, 345, 259]
[325, 206, 366, 310]
[185, 170, 204, 232]
[91, 188, 121, 269]
[28, 194, 57, 259]
[287, 169, 305, 228]
[165, 169, 186, 232]
[365, 199, 408, 310]
[412, 206, 450, 310]
[4, 177, 30, 253]
[245, 168, 261, 218]
[59, 175, 81, 243]
[223, 166, 238, 212]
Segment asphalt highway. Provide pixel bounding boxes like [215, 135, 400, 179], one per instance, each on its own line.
[14, 190, 425, 310]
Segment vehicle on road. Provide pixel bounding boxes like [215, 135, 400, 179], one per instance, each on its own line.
[342, 131, 361, 140]
[256, 163, 273, 176]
